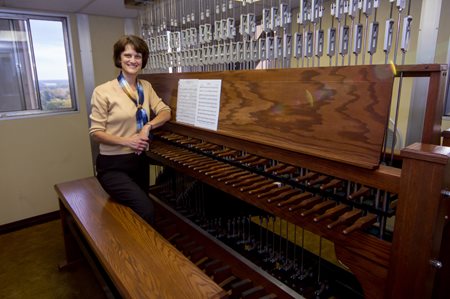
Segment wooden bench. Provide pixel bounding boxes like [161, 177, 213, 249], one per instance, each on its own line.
[55, 176, 226, 299]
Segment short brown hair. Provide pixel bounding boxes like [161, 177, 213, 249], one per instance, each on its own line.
[113, 35, 149, 68]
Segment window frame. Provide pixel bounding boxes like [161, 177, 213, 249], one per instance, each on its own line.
[0, 9, 78, 119]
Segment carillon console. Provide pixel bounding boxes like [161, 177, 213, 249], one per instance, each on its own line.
[140, 64, 449, 299]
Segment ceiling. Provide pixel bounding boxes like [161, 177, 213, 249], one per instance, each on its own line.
[0, 0, 144, 18]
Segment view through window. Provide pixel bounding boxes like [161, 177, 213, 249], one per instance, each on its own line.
[0, 12, 76, 118]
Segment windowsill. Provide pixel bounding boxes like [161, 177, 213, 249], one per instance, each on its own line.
[0, 109, 79, 120]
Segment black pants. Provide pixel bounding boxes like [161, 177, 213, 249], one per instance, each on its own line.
[95, 153, 154, 224]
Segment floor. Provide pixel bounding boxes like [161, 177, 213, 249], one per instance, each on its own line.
[0, 220, 107, 299]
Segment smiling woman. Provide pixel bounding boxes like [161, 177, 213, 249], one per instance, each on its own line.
[89, 35, 171, 225]
[0, 12, 76, 118]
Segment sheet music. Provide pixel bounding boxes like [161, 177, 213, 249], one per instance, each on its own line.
[176, 79, 222, 131]
[195, 80, 222, 130]
[176, 79, 199, 125]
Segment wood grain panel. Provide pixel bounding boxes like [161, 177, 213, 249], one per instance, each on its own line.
[142, 65, 394, 169]
[55, 177, 225, 299]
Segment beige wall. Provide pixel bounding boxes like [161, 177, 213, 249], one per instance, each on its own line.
[0, 14, 131, 225]
[89, 15, 127, 86]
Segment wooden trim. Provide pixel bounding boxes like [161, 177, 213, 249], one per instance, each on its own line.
[393, 64, 447, 145]
[422, 71, 447, 144]
[400, 143, 450, 165]
[395, 64, 446, 76]
[0, 211, 60, 235]
[386, 143, 450, 298]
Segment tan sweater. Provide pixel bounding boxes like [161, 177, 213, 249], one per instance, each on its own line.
[89, 79, 170, 155]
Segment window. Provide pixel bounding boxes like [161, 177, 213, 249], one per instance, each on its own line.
[0, 12, 76, 118]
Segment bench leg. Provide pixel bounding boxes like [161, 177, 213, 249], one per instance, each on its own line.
[58, 198, 83, 270]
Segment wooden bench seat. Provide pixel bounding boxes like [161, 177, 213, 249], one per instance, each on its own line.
[55, 176, 226, 299]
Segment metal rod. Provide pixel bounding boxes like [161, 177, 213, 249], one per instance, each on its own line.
[390, 71, 404, 164]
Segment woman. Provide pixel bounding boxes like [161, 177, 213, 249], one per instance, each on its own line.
[89, 35, 171, 224]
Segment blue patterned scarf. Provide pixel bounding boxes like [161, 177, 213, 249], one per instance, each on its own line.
[117, 72, 148, 132]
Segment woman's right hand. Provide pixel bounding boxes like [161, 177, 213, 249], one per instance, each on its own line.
[126, 134, 149, 154]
